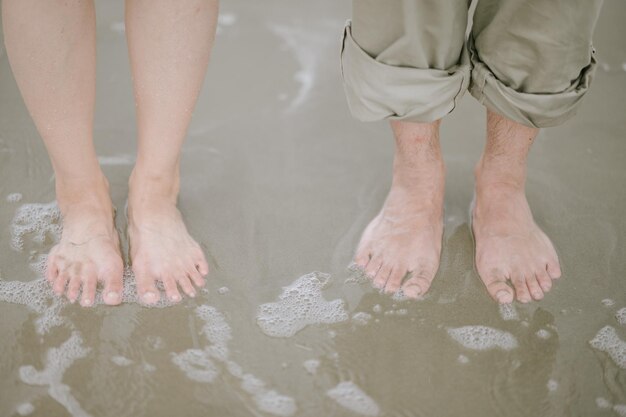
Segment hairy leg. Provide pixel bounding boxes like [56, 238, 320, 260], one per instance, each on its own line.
[2, 0, 123, 306]
[353, 119, 445, 298]
[473, 110, 561, 304]
[125, 0, 216, 304]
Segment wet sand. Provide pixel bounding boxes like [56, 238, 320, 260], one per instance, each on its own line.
[1, 1, 625, 416]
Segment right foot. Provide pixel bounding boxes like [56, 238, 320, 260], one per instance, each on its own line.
[45, 176, 124, 306]
[353, 120, 445, 298]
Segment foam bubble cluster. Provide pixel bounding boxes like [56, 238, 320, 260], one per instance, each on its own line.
[172, 305, 297, 416]
[447, 326, 518, 351]
[19, 331, 92, 417]
[6, 192, 23, 203]
[616, 308, 626, 325]
[352, 312, 372, 326]
[536, 329, 551, 340]
[110, 356, 133, 367]
[10, 202, 61, 251]
[326, 381, 380, 417]
[16, 403, 35, 416]
[303, 359, 320, 375]
[256, 272, 349, 338]
[499, 303, 519, 321]
[589, 326, 626, 369]
[547, 379, 558, 392]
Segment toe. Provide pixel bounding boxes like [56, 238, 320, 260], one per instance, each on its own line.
[383, 267, 405, 294]
[53, 271, 70, 295]
[162, 274, 181, 302]
[353, 246, 371, 269]
[45, 257, 59, 282]
[67, 275, 82, 303]
[178, 274, 197, 298]
[546, 259, 562, 279]
[187, 266, 205, 288]
[364, 257, 383, 280]
[80, 273, 97, 307]
[512, 273, 532, 303]
[101, 266, 123, 306]
[373, 264, 392, 290]
[401, 268, 436, 299]
[133, 264, 160, 305]
[194, 249, 209, 277]
[526, 274, 544, 300]
[536, 269, 552, 292]
[478, 267, 514, 304]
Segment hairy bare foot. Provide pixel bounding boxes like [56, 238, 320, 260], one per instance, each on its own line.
[45, 176, 124, 306]
[473, 111, 561, 304]
[128, 171, 209, 305]
[353, 120, 445, 298]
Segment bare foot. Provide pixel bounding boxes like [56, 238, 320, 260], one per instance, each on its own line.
[473, 111, 561, 304]
[45, 176, 124, 306]
[128, 171, 209, 305]
[353, 120, 445, 298]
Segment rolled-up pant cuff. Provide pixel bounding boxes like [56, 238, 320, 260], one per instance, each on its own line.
[340, 21, 471, 124]
[468, 37, 598, 129]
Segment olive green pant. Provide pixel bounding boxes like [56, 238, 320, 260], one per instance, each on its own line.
[340, 0, 603, 128]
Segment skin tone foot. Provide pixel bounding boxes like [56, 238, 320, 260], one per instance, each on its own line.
[353, 120, 445, 298]
[128, 172, 209, 305]
[46, 176, 124, 306]
[473, 110, 561, 304]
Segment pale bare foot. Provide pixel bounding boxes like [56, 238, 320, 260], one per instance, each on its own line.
[45, 175, 124, 306]
[353, 120, 445, 298]
[473, 111, 561, 304]
[128, 171, 209, 305]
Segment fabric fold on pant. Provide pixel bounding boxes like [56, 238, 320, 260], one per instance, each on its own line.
[340, 21, 470, 124]
[468, 36, 598, 129]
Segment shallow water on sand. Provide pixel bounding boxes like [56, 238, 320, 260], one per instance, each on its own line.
[1, 1, 626, 416]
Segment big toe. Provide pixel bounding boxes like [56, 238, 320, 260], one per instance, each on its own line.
[102, 266, 124, 305]
[479, 267, 514, 304]
[133, 265, 160, 305]
[401, 268, 436, 299]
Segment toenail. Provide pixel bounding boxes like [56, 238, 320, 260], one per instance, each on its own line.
[189, 291, 196, 298]
[81, 299, 92, 307]
[171, 294, 181, 302]
[496, 290, 511, 303]
[143, 292, 157, 303]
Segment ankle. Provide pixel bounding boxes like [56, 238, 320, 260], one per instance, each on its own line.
[55, 174, 112, 213]
[129, 168, 180, 204]
[474, 157, 526, 193]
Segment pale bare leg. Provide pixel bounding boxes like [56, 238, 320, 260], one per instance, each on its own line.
[473, 110, 561, 304]
[2, 0, 124, 306]
[125, 0, 215, 304]
[353, 120, 445, 298]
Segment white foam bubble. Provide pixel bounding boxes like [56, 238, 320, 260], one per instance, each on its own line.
[326, 381, 380, 417]
[457, 354, 469, 364]
[6, 192, 23, 203]
[171, 348, 219, 383]
[589, 326, 626, 369]
[616, 308, 626, 325]
[596, 397, 612, 409]
[499, 303, 519, 321]
[372, 304, 382, 313]
[19, 331, 91, 417]
[256, 272, 348, 338]
[10, 202, 61, 251]
[536, 329, 551, 340]
[111, 355, 133, 367]
[172, 305, 297, 416]
[447, 326, 518, 351]
[217, 286, 230, 295]
[345, 263, 369, 284]
[352, 312, 372, 326]
[615, 404, 626, 417]
[547, 379, 558, 392]
[16, 403, 35, 416]
[602, 298, 616, 307]
[303, 359, 320, 375]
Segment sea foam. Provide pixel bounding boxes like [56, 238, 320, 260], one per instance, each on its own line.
[447, 326, 518, 351]
[326, 381, 380, 416]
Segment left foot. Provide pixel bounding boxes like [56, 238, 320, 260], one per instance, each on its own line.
[128, 171, 209, 305]
[473, 112, 561, 304]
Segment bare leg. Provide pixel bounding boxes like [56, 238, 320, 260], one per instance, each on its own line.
[125, 0, 215, 304]
[2, 0, 123, 306]
[473, 110, 561, 304]
[353, 120, 445, 298]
